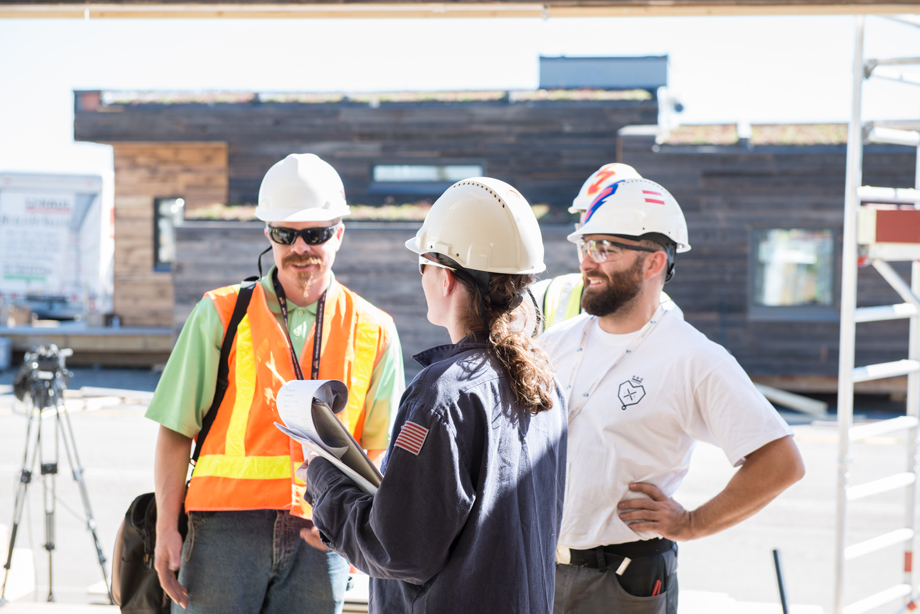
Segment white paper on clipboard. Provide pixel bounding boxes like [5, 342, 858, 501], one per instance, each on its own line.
[274, 423, 378, 495]
[275, 379, 382, 496]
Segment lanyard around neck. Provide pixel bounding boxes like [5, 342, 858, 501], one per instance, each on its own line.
[565, 304, 667, 424]
[271, 268, 326, 381]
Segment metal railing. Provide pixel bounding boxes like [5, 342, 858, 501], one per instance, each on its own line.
[834, 14, 920, 614]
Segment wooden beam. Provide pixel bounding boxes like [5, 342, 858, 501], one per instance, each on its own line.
[2, 2, 919, 19]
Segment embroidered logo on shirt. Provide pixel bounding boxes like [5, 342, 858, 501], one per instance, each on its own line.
[394, 421, 429, 456]
[618, 376, 646, 410]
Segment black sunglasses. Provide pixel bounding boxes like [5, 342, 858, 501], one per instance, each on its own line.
[267, 225, 339, 246]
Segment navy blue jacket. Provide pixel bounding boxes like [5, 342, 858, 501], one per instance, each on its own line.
[307, 336, 567, 613]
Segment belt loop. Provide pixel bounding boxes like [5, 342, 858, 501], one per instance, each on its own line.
[595, 546, 607, 573]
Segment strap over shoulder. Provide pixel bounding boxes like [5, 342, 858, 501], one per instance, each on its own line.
[192, 277, 258, 465]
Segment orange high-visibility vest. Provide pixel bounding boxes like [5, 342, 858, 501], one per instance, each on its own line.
[184, 279, 393, 517]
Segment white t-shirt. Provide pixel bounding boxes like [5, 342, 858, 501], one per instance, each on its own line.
[540, 310, 793, 550]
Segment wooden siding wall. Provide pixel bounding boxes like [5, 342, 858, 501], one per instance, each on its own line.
[174, 222, 578, 380]
[112, 143, 228, 326]
[165, 139, 919, 388]
[77, 99, 658, 208]
[620, 135, 918, 387]
[175, 203, 916, 390]
[81, 100, 919, 388]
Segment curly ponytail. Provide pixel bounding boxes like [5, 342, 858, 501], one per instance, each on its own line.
[458, 272, 556, 414]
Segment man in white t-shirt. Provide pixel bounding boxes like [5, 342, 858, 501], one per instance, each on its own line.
[540, 176, 805, 614]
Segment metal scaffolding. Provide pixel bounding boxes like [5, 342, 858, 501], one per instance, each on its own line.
[835, 14, 920, 614]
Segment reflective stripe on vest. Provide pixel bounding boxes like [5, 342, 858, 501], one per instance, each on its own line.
[185, 280, 392, 516]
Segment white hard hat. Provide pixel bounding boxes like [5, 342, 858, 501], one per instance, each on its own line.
[569, 163, 643, 213]
[255, 153, 350, 222]
[567, 178, 691, 253]
[405, 177, 546, 275]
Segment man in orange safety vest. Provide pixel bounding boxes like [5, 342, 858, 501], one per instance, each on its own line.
[147, 153, 405, 614]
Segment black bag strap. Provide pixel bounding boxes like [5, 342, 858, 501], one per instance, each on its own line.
[191, 276, 259, 465]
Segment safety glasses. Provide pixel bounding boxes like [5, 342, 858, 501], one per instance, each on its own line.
[578, 239, 659, 264]
[418, 255, 456, 276]
[267, 224, 339, 246]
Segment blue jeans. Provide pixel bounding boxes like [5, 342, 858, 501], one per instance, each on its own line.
[174, 510, 349, 614]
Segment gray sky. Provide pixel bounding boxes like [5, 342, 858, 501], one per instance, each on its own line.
[0, 14, 918, 176]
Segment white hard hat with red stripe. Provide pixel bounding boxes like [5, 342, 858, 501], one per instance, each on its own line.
[567, 178, 691, 253]
[569, 163, 643, 214]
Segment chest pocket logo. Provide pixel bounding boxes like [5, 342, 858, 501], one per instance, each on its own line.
[618, 376, 646, 410]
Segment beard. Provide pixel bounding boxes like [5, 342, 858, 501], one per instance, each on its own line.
[581, 256, 644, 317]
[281, 253, 323, 294]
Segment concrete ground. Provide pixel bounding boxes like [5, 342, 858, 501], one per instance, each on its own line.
[0, 365, 915, 614]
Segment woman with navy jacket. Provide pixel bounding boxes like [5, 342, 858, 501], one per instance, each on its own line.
[302, 177, 567, 613]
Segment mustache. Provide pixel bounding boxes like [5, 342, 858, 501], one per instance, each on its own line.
[282, 254, 322, 267]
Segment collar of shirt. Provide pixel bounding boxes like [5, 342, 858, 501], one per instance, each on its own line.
[412, 332, 491, 368]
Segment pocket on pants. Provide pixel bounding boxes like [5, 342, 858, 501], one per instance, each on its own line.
[608, 572, 667, 614]
[184, 511, 215, 561]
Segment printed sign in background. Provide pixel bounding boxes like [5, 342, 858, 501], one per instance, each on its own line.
[0, 190, 77, 296]
[0, 174, 111, 318]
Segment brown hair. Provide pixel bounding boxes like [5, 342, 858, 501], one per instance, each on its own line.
[456, 271, 556, 414]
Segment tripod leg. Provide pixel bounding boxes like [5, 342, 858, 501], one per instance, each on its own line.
[42, 410, 57, 603]
[58, 402, 113, 604]
[0, 402, 42, 606]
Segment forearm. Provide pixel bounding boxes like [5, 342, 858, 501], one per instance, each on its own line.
[686, 435, 805, 539]
[154, 425, 193, 533]
[307, 459, 399, 577]
[307, 457, 456, 584]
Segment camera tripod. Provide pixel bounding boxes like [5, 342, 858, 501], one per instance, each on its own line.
[0, 346, 112, 605]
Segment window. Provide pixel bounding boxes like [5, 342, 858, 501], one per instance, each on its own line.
[373, 164, 483, 183]
[154, 197, 185, 272]
[749, 228, 836, 320]
[369, 164, 484, 195]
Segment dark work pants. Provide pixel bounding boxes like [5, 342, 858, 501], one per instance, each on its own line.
[553, 546, 678, 614]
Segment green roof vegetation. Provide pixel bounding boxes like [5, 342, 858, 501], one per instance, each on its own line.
[662, 123, 848, 146]
[98, 88, 653, 107]
[510, 89, 651, 102]
[185, 202, 556, 222]
[751, 124, 847, 145]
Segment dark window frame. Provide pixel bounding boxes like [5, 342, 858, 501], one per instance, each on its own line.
[747, 225, 840, 322]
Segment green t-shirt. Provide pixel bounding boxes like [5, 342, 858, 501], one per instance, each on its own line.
[145, 271, 405, 451]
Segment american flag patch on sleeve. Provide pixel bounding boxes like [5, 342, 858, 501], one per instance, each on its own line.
[394, 421, 429, 456]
